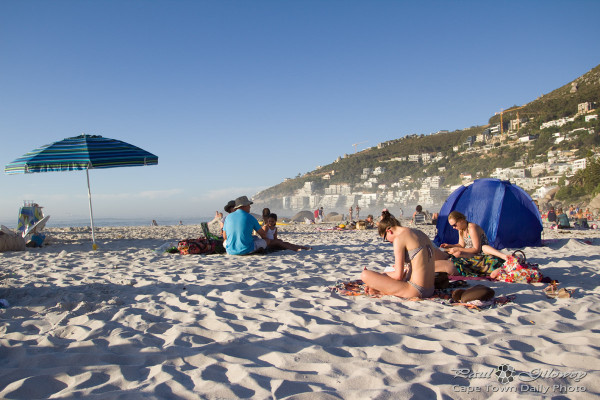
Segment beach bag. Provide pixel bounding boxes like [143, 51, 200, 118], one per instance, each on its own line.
[178, 238, 224, 255]
[495, 250, 542, 283]
[434, 272, 449, 289]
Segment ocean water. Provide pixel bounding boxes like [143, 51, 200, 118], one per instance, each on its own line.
[0, 216, 213, 229]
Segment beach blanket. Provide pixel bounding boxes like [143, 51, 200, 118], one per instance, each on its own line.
[451, 254, 505, 277]
[328, 279, 515, 310]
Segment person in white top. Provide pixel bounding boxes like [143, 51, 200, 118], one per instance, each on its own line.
[261, 213, 310, 252]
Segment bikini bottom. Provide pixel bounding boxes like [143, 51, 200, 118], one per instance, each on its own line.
[408, 280, 435, 298]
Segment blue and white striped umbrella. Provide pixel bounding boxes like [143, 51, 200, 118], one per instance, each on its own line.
[5, 134, 158, 249]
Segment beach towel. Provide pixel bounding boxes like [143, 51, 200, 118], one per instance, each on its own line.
[201, 222, 223, 241]
[328, 279, 515, 310]
[451, 254, 504, 277]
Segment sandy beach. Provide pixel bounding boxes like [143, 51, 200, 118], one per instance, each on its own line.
[1, 222, 599, 399]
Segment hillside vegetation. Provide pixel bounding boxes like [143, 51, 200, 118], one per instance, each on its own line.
[255, 64, 600, 204]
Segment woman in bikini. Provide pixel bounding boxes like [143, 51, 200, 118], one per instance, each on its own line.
[438, 211, 507, 276]
[361, 214, 437, 298]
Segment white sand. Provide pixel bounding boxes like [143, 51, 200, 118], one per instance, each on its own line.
[1, 223, 599, 399]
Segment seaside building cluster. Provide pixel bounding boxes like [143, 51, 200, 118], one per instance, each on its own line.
[258, 102, 599, 215]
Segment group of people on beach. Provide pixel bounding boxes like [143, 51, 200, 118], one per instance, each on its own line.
[213, 195, 309, 256]
[545, 205, 596, 229]
[208, 197, 532, 300]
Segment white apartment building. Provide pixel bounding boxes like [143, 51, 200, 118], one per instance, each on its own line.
[513, 177, 538, 191]
[518, 135, 537, 143]
[573, 158, 587, 172]
[321, 194, 342, 209]
[298, 181, 315, 195]
[290, 196, 309, 209]
[539, 176, 561, 185]
[534, 185, 559, 199]
[540, 117, 575, 129]
[357, 193, 377, 209]
[548, 163, 571, 175]
[530, 163, 548, 177]
[578, 102, 594, 114]
[491, 168, 525, 180]
[308, 195, 321, 209]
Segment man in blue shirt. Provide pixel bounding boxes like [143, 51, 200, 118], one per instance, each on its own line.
[223, 196, 267, 255]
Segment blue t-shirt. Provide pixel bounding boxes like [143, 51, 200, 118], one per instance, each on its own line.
[223, 209, 262, 255]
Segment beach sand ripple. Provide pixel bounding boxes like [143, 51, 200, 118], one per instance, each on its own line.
[1, 223, 599, 399]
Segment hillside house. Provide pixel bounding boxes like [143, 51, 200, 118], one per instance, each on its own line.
[577, 102, 594, 114]
[519, 135, 538, 143]
[534, 185, 559, 199]
[530, 163, 548, 177]
[541, 117, 575, 129]
[573, 158, 587, 172]
[513, 177, 538, 190]
[539, 176, 561, 185]
[408, 154, 420, 162]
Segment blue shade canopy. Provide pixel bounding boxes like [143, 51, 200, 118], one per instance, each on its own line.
[5, 134, 158, 174]
[433, 178, 543, 250]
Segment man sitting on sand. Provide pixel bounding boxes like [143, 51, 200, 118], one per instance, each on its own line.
[222, 196, 268, 255]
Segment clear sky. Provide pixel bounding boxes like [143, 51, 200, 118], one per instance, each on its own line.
[1, 0, 598, 226]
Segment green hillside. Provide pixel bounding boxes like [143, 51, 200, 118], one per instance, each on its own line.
[254, 64, 600, 205]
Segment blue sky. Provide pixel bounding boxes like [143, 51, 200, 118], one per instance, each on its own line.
[1, 1, 598, 226]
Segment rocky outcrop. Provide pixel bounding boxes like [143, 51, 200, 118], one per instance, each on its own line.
[589, 193, 600, 211]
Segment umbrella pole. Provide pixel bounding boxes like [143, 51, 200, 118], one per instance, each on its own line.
[86, 168, 97, 250]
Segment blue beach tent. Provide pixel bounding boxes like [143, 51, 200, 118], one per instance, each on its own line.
[433, 178, 543, 250]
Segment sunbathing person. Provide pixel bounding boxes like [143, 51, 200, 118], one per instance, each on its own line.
[361, 215, 436, 298]
[261, 213, 310, 251]
[438, 211, 506, 276]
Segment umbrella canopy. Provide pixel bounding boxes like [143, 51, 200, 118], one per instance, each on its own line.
[5, 134, 158, 249]
[5, 134, 158, 173]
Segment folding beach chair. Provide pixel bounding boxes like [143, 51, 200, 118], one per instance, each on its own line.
[413, 213, 427, 225]
[17, 203, 44, 236]
[16, 202, 50, 245]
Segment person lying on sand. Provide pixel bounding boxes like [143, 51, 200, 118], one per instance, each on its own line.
[436, 211, 507, 277]
[261, 213, 310, 251]
[361, 215, 436, 298]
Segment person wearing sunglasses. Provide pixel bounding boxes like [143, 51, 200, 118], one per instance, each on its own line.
[361, 214, 445, 298]
[439, 211, 508, 277]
